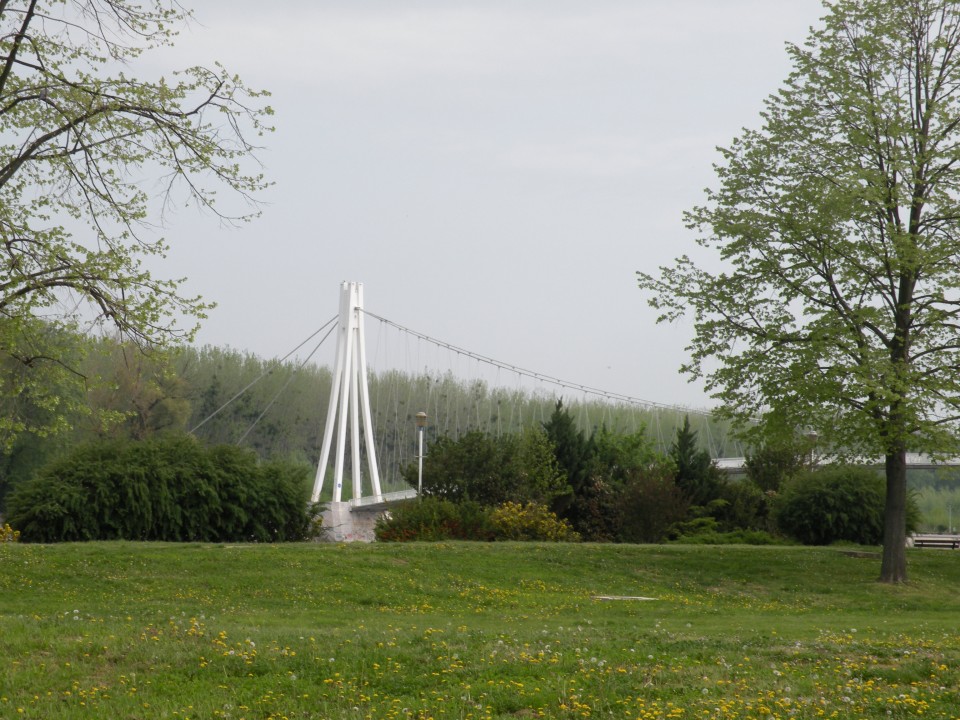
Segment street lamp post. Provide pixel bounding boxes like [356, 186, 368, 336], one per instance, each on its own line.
[415, 412, 428, 496]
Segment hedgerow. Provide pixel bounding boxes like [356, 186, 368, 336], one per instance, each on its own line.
[374, 498, 581, 542]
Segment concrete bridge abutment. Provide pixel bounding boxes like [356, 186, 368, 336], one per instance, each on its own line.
[320, 502, 386, 543]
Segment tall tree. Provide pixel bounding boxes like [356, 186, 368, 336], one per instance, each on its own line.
[638, 0, 960, 581]
[0, 1, 272, 446]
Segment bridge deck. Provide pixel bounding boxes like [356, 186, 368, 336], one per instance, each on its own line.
[715, 453, 960, 472]
[345, 489, 417, 512]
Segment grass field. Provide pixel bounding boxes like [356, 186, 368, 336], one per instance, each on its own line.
[1, 541, 959, 719]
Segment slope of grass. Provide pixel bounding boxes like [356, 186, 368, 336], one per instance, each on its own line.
[1, 541, 959, 719]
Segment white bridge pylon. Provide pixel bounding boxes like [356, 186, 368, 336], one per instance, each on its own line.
[311, 281, 383, 504]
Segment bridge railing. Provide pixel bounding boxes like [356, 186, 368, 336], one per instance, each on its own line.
[347, 489, 418, 508]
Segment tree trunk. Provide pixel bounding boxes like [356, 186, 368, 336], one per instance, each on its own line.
[879, 448, 908, 583]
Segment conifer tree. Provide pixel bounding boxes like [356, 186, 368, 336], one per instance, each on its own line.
[670, 416, 721, 507]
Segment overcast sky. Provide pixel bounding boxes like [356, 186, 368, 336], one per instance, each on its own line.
[142, 0, 828, 409]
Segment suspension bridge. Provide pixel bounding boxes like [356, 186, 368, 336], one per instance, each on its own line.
[192, 282, 737, 539]
[304, 282, 734, 540]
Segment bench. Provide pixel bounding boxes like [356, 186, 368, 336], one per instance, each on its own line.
[911, 534, 960, 549]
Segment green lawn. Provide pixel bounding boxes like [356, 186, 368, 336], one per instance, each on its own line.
[1, 541, 959, 719]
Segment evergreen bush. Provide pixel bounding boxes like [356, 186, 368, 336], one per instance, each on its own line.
[6, 434, 320, 542]
[670, 416, 723, 507]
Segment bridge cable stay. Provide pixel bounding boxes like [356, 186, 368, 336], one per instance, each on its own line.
[452, 352, 464, 437]
[362, 319, 550, 489]
[188, 315, 338, 434]
[655, 408, 666, 452]
[508, 368, 523, 434]
[234, 323, 338, 445]
[368, 322, 390, 490]
[368, 319, 406, 492]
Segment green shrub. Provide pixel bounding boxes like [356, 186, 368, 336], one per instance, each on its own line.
[712, 479, 771, 532]
[6, 434, 320, 542]
[774, 465, 916, 545]
[489, 501, 580, 542]
[744, 441, 810, 492]
[617, 467, 689, 543]
[374, 498, 494, 542]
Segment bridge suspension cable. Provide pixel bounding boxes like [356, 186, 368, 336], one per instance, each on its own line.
[360, 309, 714, 417]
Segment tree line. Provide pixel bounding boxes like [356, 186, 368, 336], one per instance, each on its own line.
[0, 328, 926, 545]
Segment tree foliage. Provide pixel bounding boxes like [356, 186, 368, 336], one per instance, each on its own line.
[0, 318, 90, 449]
[85, 338, 192, 440]
[180, 345, 332, 463]
[744, 438, 812, 493]
[541, 401, 692, 541]
[638, 0, 960, 581]
[0, 1, 272, 446]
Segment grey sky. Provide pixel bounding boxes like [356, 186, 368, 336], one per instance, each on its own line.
[143, 1, 826, 409]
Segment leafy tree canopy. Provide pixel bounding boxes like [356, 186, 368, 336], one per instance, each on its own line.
[0, 1, 272, 448]
[638, 0, 960, 582]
